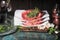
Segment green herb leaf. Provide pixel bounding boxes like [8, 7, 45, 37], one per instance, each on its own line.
[27, 7, 39, 18]
[48, 27, 56, 34]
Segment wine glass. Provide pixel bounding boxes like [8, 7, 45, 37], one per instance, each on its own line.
[53, 9, 59, 29]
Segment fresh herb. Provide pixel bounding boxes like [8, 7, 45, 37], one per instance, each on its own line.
[0, 25, 5, 32]
[0, 25, 13, 33]
[27, 7, 39, 18]
[48, 27, 56, 34]
[17, 25, 22, 29]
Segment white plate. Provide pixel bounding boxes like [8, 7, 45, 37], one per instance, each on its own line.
[14, 10, 50, 27]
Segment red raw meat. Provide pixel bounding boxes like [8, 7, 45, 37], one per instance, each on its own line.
[21, 10, 43, 26]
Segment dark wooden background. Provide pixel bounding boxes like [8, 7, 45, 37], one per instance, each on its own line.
[11, 0, 57, 10]
[0, 0, 59, 12]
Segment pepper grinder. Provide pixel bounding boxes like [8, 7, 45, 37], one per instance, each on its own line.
[0, 0, 7, 25]
[0, 0, 12, 25]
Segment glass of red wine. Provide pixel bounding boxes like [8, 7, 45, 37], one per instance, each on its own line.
[53, 4, 59, 30]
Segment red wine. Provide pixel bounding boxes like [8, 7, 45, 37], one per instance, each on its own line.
[52, 4, 59, 30]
